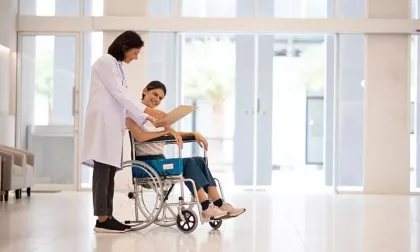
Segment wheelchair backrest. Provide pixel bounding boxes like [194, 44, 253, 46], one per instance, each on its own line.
[128, 131, 136, 160]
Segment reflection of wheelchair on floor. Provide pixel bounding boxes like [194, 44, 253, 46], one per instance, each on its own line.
[115, 132, 225, 234]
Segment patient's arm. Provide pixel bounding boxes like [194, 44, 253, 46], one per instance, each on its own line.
[166, 127, 208, 151]
[126, 118, 172, 143]
[164, 125, 195, 137]
[177, 131, 195, 137]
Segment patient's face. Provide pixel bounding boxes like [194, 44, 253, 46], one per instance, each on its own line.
[143, 88, 165, 108]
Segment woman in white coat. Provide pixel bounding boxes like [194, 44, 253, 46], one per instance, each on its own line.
[82, 31, 165, 233]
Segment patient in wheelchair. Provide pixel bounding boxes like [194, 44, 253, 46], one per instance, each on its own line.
[126, 81, 245, 220]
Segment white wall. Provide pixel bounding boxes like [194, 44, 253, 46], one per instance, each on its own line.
[0, 0, 18, 51]
[0, 0, 18, 147]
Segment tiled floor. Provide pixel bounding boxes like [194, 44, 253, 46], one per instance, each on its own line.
[0, 190, 419, 252]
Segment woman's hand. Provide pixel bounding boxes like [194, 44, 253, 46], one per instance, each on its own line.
[147, 116, 167, 128]
[145, 107, 167, 120]
[146, 116, 156, 125]
[194, 132, 208, 151]
[171, 131, 183, 150]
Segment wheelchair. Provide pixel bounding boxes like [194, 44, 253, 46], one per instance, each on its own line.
[116, 131, 226, 234]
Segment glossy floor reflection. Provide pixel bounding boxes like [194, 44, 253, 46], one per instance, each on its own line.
[0, 190, 419, 252]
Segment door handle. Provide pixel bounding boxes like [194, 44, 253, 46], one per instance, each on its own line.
[254, 98, 262, 115]
[72, 87, 80, 116]
[257, 98, 260, 114]
[72, 86, 75, 116]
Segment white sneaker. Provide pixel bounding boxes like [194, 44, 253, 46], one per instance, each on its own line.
[220, 203, 246, 217]
[202, 204, 229, 220]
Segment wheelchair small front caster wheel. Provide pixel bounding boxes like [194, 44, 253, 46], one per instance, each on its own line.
[176, 209, 198, 234]
[209, 220, 222, 230]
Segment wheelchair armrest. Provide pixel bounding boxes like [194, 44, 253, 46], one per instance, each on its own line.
[144, 135, 196, 144]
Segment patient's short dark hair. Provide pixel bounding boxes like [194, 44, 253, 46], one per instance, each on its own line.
[107, 31, 144, 61]
[142, 81, 167, 99]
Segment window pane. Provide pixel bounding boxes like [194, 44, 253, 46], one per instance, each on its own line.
[84, 0, 104, 16]
[181, 0, 254, 17]
[146, 32, 178, 157]
[338, 0, 365, 18]
[149, 0, 175, 16]
[412, 0, 417, 19]
[336, 34, 365, 191]
[269, 35, 328, 190]
[304, 0, 328, 18]
[257, 0, 328, 18]
[306, 97, 324, 164]
[80, 32, 103, 188]
[20, 35, 77, 185]
[20, 0, 80, 16]
[180, 34, 237, 184]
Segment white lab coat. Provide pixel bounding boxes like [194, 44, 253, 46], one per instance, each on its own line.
[81, 54, 148, 169]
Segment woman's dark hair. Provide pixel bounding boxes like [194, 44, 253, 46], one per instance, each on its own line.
[107, 31, 144, 61]
[142, 81, 167, 99]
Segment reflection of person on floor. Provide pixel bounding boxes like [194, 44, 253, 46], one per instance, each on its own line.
[126, 81, 246, 220]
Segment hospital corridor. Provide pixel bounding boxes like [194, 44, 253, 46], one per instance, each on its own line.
[1, 0, 420, 251]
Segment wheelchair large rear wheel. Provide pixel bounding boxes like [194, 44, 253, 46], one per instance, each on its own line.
[113, 160, 165, 231]
[139, 181, 178, 228]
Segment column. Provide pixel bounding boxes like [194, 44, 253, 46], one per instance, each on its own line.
[0, 45, 14, 147]
[0, 46, 10, 116]
[103, 0, 149, 190]
[415, 0, 420, 194]
[0, 0, 18, 147]
[16, 1, 35, 148]
[364, 0, 411, 194]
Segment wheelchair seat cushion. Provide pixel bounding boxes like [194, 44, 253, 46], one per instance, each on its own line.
[132, 158, 183, 178]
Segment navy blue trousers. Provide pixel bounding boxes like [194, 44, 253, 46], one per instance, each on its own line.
[135, 155, 217, 194]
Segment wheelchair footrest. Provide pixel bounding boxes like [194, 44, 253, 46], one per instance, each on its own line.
[124, 220, 145, 224]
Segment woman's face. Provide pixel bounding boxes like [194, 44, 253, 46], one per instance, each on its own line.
[123, 47, 141, 63]
[142, 88, 165, 108]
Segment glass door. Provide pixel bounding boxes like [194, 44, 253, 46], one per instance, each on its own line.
[178, 33, 256, 188]
[256, 34, 330, 192]
[18, 33, 81, 191]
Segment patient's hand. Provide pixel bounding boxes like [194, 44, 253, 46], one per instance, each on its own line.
[164, 125, 174, 132]
[194, 132, 208, 151]
[171, 131, 183, 150]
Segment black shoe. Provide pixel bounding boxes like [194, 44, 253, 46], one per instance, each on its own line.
[110, 217, 132, 231]
[94, 219, 126, 233]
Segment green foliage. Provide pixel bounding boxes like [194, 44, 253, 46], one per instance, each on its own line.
[35, 50, 54, 103]
[297, 43, 326, 93]
[183, 37, 235, 109]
